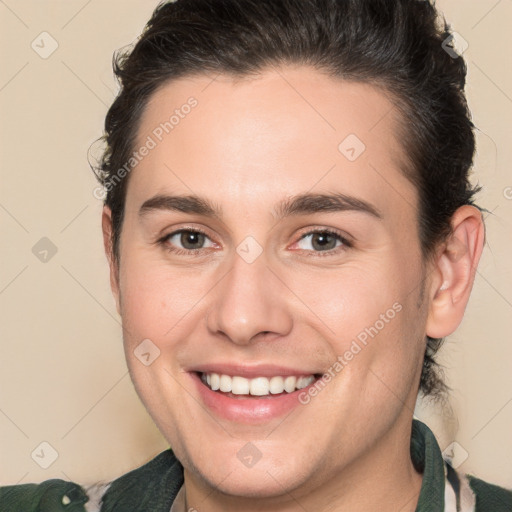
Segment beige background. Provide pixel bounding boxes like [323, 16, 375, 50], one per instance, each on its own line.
[1, 0, 511, 489]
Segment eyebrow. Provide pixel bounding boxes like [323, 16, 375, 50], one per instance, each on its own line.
[138, 192, 382, 220]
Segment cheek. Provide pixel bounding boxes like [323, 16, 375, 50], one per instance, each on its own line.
[288, 257, 425, 392]
[118, 254, 208, 344]
[286, 259, 406, 342]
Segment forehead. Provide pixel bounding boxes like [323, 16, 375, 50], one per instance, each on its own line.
[126, 66, 416, 222]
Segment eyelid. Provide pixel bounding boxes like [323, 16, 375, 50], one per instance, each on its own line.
[158, 225, 353, 256]
[288, 227, 353, 256]
[157, 225, 217, 254]
[294, 226, 353, 245]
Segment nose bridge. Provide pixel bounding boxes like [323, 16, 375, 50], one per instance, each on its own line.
[206, 247, 293, 345]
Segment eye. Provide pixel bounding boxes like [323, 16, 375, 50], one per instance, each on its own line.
[157, 227, 352, 257]
[293, 229, 352, 256]
[159, 228, 216, 255]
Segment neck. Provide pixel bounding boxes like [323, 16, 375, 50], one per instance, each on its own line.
[183, 420, 424, 512]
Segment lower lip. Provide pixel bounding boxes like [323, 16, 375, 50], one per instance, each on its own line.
[189, 372, 316, 424]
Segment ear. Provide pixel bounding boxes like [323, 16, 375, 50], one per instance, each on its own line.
[425, 205, 485, 338]
[101, 206, 121, 316]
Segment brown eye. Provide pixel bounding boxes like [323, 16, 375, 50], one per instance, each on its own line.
[160, 229, 216, 254]
[178, 230, 206, 250]
[296, 230, 349, 253]
[310, 232, 338, 251]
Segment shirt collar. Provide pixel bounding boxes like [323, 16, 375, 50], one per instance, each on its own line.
[411, 419, 447, 511]
[170, 419, 447, 512]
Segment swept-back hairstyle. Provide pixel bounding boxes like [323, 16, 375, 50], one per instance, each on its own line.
[92, 0, 482, 397]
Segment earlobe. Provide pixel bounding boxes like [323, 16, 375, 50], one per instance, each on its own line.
[101, 206, 121, 316]
[425, 205, 485, 339]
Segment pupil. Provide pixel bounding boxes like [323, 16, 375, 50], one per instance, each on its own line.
[313, 233, 335, 251]
[182, 231, 204, 249]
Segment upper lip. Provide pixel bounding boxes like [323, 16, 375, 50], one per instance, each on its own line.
[189, 363, 321, 379]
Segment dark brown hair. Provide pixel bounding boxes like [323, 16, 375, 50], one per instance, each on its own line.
[92, 0, 483, 397]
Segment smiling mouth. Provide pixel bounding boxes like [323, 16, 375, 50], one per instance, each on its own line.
[198, 371, 322, 398]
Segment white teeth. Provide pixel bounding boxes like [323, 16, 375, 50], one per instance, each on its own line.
[201, 373, 316, 396]
[284, 376, 296, 393]
[296, 375, 315, 389]
[269, 376, 285, 394]
[210, 373, 220, 391]
[231, 376, 250, 395]
[219, 374, 232, 392]
[250, 377, 270, 396]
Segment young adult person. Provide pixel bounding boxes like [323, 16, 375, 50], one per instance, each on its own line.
[2, 0, 511, 510]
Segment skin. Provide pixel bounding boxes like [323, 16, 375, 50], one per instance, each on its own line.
[102, 65, 484, 511]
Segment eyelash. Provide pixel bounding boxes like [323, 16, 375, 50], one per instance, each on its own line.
[157, 227, 353, 258]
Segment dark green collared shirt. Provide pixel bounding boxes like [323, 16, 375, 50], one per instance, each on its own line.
[1, 420, 511, 511]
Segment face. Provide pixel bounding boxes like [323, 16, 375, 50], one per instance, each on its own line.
[108, 66, 431, 499]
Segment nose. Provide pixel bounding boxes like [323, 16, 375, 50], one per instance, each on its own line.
[206, 250, 293, 346]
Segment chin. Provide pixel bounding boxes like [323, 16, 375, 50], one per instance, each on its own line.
[197, 464, 306, 499]
[181, 440, 318, 501]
